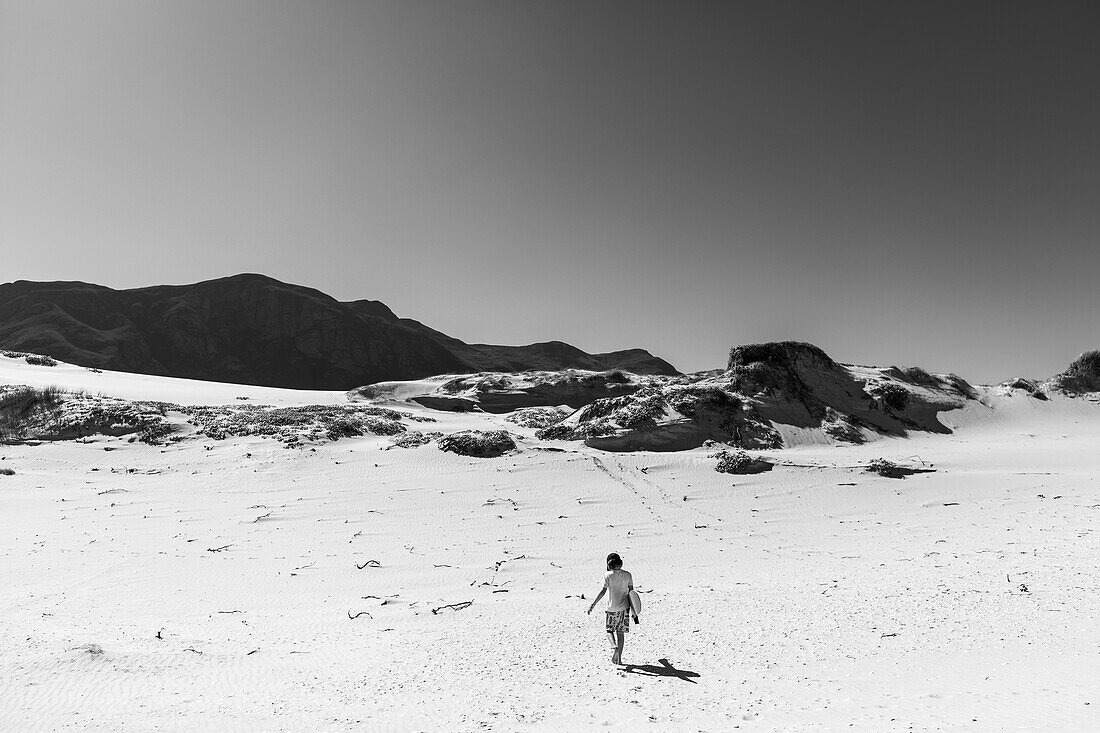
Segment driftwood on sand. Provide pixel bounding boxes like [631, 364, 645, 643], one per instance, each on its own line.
[431, 601, 473, 615]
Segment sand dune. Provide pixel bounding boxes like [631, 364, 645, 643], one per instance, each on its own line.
[2, 354, 1099, 731]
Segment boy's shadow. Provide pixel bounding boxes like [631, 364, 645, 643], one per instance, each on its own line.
[622, 658, 700, 684]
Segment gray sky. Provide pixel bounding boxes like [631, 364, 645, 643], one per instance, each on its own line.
[2, 1, 1098, 383]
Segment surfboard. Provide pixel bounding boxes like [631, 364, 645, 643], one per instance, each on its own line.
[629, 590, 642, 622]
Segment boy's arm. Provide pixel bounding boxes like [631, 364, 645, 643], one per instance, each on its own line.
[586, 588, 606, 614]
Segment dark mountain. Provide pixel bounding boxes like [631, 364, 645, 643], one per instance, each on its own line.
[0, 275, 678, 389]
[344, 300, 675, 375]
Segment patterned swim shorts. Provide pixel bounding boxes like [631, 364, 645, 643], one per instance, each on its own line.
[605, 609, 630, 634]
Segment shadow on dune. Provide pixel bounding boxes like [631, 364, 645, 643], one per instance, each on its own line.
[622, 658, 700, 684]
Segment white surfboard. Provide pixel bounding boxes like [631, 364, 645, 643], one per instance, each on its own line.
[629, 589, 642, 621]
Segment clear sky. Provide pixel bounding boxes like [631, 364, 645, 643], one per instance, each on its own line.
[2, 1, 1098, 383]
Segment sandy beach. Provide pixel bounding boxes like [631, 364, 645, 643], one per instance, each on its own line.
[2, 356, 1098, 731]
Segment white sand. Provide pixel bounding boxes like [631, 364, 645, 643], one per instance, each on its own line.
[2, 359, 1098, 731]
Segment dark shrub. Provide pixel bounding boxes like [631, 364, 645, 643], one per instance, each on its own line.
[506, 406, 571, 429]
[1065, 350, 1100, 378]
[1, 388, 174, 443]
[138, 422, 176, 444]
[437, 430, 517, 458]
[666, 385, 741, 418]
[713, 450, 774, 475]
[577, 395, 631, 423]
[0, 386, 64, 438]
[535, 423, 578, 441]
[183, 404, 407, 445]
[822, 408, 865, 444]
[387, 431, 441, 449]
[440, 377, 472, 394]
[0, 385, 63, 416]
[868, 382, 910, 412]
[325, 416, 366, 440]
[896, 366, 938, 387]
[613, 388, 667, 429]
[604, 369, 630, 384]
[865, 458, 935, 479]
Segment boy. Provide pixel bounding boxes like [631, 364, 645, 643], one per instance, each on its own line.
[586, 552, 634, 665]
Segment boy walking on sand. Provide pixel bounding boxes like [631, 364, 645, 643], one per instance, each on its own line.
[587, 552, 634, 665]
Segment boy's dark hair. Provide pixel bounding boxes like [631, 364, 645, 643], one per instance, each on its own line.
[606, 552, 623, 570]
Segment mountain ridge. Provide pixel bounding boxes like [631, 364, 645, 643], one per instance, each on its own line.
[0, 274, 678, 389]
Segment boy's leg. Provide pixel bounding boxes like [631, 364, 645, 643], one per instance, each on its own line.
[613, 630, 625, 664]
